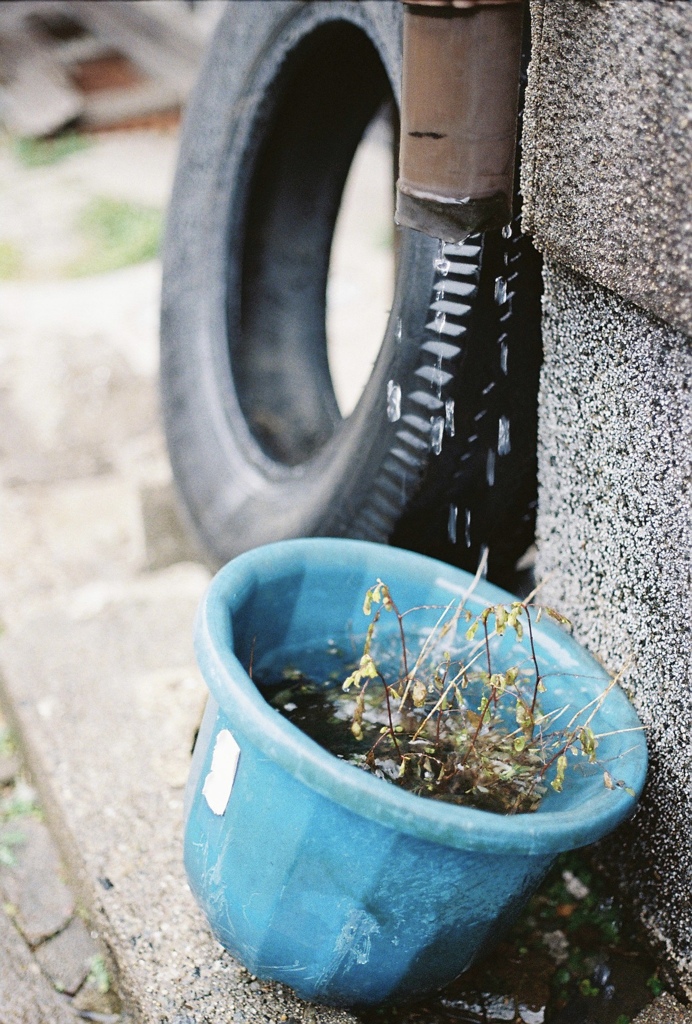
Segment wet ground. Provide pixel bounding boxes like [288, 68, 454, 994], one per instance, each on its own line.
[359, 849, 658, 1024]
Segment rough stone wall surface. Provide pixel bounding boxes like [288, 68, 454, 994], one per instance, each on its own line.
[522, 0, 691, 335]
[535, 259, 692, 995]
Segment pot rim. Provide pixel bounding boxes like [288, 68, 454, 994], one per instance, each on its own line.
[195, 538, 648, 856]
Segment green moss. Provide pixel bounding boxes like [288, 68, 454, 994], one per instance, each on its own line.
[1, 789, 42, 823]
[646, 973, 663, 997]
[13, 133, 91, 168]
[86, 954, 111, 994]
[579, 978, 600, 997]
[0, 240, 23, 279]
[0, 830, 24, 867]
[68, 196, 162, 276]
[0, 728, 14, 760]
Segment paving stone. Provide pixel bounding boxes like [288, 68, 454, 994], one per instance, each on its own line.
[0, 905, 78, 1024]
[0, 817, 74, 945]
[633, 992, 692, 1024]
[72, 975, 122, 1017]
[34, 914, 98, 996]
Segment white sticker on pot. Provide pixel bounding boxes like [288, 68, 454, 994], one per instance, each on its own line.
[202, 729, 240, 816]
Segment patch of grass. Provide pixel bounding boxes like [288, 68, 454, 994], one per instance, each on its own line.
[0, 241, 23, 280]
[1, 771, 42, 825]
[68, 196, 162, 276]
[13, 132, 91, 168]
[86, 954, 111, 994]
[0, 830, 24, 867]
[1, 789, 41, 823]
[0, 727, 14, 759]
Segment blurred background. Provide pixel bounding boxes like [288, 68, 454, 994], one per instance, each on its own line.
[0, 0, 395, 592]
[0, 7, 401, 1018]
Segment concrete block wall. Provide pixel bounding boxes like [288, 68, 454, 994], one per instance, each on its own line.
[521, 0, 692, 996]
[522, 0, 691, 335]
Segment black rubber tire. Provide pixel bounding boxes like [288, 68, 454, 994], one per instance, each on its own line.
[161, 0, 542, 584]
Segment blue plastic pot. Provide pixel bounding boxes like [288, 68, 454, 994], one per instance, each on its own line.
[184, 539, 647, 1007]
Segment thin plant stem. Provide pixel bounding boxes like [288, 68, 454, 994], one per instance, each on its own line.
[378, 671, 402, 760]
[520, 569, 556, 607]
[460, 619, 495, 768]
[594, 726, 646, 739]
[411, 679, 458, 741]
[483, 618, 493, 679]
[523, 606, 542, 721]
[398, 599, 455, 711]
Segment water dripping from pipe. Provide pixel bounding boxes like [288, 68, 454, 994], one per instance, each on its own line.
[433, 239, 450, 276]
[430, 415, 444, 455]
[500, 343, 508, 375]
[447, 503, 458, 544]
[494, 276, 507, 305]
[498, 415, 511, 455]
[486, 448, 495, 486]
[464, 508, 471, 547]
[444, 398, 455, 437]
[386, 380, 401, 422]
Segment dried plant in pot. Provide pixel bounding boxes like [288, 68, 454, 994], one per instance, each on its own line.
[184, 538, 647, 1008]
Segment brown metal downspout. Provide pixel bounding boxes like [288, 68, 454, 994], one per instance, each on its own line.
[396, 0, 525, 242]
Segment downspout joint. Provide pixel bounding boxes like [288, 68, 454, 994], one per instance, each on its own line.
[396, 0, 525, 242]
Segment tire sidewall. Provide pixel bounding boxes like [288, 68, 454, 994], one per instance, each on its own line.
[161, 1, 440, 557]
